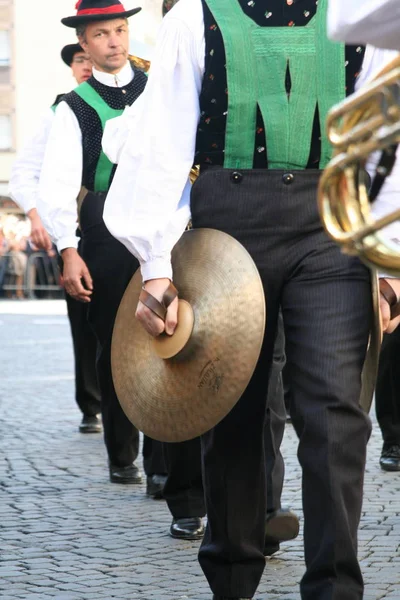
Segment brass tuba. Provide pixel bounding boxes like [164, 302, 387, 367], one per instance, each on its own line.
[318, 55, 400, 275]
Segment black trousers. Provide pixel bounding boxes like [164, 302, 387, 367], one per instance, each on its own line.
[375, 326, 400, 447]
[80, 192, 163, 471]
[265, 311, 286, 514]
[162, 310, 286, 520]
[65, 288, 101, 418]
[191, 169, 372, 600]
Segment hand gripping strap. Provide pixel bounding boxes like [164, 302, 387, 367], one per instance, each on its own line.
[139, 282, 178, 322]
[379, 278, 400, 320]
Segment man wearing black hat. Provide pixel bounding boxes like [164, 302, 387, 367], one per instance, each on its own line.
[62, 43, 93, 85]
[37, 1, 206, 535]
[9, 42, 102, 435]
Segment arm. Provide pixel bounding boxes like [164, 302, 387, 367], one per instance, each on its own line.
[358, 48, 400, 332]
[328, 0, 400, 50]
[8, 109, 54, 254]
[38, 101, 92, 302]
[104, 2, 204, 283]
[104, 2, 205, 336]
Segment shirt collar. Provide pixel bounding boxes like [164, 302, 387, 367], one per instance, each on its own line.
[92, 61, 133, 87]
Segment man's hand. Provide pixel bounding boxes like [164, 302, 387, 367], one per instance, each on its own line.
[379, 278, 400, 334]
[27, 209, 54, 256]
[136, 278, 178, 337]
[61, 248, 93, 303]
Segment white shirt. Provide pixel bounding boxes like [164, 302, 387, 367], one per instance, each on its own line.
[38, 61, 134, 254]
[8, 108, 55, 214]
[328, 0, 400, 50]
[104, 0, 400, 281]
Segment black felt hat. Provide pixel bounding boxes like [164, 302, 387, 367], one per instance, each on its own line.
[61, 43, 84, 66]
[62, 0, 141, 28]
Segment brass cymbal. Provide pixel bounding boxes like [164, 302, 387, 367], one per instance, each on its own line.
[111, 228, 266, 442]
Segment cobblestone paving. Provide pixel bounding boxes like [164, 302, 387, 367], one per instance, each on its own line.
[0, 300, 399, 600]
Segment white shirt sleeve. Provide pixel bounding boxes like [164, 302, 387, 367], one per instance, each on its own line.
[102, 93, 146, 165]
[356, 47, 400, 267]
[103, 0, 205, 281]
[8, 108, 54, 214]
[328, 0, 400, 50]
[38, 101, 82, 253]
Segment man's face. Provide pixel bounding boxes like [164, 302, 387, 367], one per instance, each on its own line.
[79, 18, 129, 74]
[70, 51, 92, 84]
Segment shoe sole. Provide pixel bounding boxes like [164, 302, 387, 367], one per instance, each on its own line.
[169, 530, 205, 541]
[265, 513, 300, 543]
[109, 477, 143, 484]
[79, 428, 103, 434]
[380, 463, 400, 472]
[147, 490, 165, 500]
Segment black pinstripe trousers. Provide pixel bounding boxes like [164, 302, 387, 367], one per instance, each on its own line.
[191, 168, 372, 600]
[375, 326, 400, 446]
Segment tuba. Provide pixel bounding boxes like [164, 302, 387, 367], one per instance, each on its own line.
[318, 55, 400, 275]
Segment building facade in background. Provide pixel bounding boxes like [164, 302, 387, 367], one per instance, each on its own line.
[0, 0, 162, 214]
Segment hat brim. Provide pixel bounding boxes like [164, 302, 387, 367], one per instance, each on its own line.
[62, 7, 141, 28]
[61, 43, 84, 66]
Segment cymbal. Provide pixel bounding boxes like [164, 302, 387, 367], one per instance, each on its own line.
[111, 228, 266, 442]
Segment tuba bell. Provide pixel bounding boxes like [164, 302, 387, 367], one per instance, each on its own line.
[318, 54, 400, 275]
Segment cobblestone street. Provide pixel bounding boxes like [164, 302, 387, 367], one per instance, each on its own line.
[0, 300, 399, 600]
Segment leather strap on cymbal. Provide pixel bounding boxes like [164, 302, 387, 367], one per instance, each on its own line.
[379, 278, 400, 320]
[139, 282, 178, 322]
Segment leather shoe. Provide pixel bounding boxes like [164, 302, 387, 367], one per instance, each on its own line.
[109, 463, 142, 484]
[79, 414, 102, 433]
[170, 517, 204, 540]
[264, 508, 299, 555]
[212, 596, 252, 599]
[380, 444, 400, 471]
[146, 474, 167, 499]
[263, 541, 280, 557]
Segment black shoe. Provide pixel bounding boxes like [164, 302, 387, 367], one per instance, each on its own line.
[79, 414, 102, 433]
[264, 508, 299, 555]
[146, 474, 167, 499]
[263, 541, 280, 557]
[170, 517, 205, 540]
[212, 596, 252, 599]
[380, 444, 400, 471]
[109, 463, 142, 484]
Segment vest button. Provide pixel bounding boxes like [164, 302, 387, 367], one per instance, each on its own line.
[282, 173, 294, 185]
[231, 171, 243, 183]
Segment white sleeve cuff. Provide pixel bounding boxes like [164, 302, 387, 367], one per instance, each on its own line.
[57, 236, 79, 253]
[140, 256, 173, 282]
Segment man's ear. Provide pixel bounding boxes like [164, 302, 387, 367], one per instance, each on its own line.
[77, 36, 88, 52]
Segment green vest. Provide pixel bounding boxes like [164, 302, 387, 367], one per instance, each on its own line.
[205, 0, 346, 170]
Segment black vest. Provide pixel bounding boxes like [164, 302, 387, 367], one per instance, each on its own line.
[63, 69, 147, 191]
[194, 0, 365, 168]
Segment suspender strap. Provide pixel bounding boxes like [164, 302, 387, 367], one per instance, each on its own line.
[74, 82, 123, 191]
[205, 0, 345, 170]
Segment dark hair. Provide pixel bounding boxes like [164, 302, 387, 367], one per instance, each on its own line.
[162, 0, 179, 17]
[76, 24, 87, 41]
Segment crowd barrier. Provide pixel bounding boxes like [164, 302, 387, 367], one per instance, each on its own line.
[0, 252, 63, 299]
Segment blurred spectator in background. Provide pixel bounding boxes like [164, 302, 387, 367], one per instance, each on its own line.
[6, 234, 28, 299]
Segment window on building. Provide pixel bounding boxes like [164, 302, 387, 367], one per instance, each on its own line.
[0, 30, 10, 66]
[0, 29, 10, 84]
[0, 114, 12, 150]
